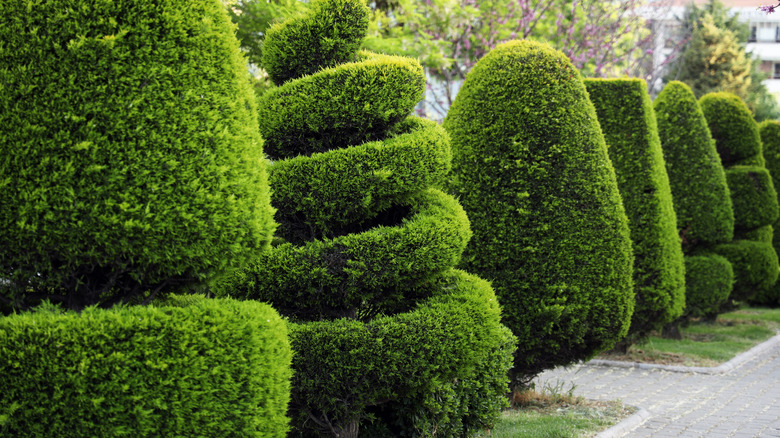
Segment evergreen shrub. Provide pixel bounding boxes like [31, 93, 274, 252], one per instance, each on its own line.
[444, 40, 635, 385]
[736, 225, 774, 244]
[0, 0, 275, 310]
[701, 91, 780, 303]
[757, 119, 780, 305]
[584, 78, 685, 346]
[725, 166, 779, 230]
[683, 253, 734, 318]
[653, 81, 734, 249]
[216, 0, 516, 434]
[0, 296, 292, 437]
[699, 92, 763, 166]
[713, 240, 779, 301]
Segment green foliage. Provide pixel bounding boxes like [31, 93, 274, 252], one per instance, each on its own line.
[736, 225, 774, 244]
[653, 81, 734, 249]
[665, 0, 780, 121]
[0, 295, 292, 437]
[444, 40, 635, 385]
[261, 0, 370, 85]
[0, 0, 275, 310]
[683, 253, 733, 318]
[699, 92, 763, 167]
[756, 119, 780, 306]
[713, 240, 779, 302]
[258, 51, 426, 158]
[229, 0, 309, 67]
[217, 0, 514, 434]
[583, 78, 685, 344]
[288, 270, 516, 437]
[724, 166, 779, 231]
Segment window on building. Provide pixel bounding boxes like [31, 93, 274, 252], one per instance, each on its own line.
[753, 22, 780, 42]
[750, 25, 757, 42]
[773, 63, 780, 79]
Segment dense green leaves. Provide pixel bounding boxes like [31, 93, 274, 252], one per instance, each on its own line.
[725, 166, 779, 231]
[445, 40, 634, 385]
[757, 120, 780, 305]
[713, 240, 779, 301]
[0, 296, 292, 437]
[584, 78, 685, 346]
[0, 0, 275, 310]
[700, 92, 764, 166]
[653, 81, 734, 249]
[683, 253, 733, 318]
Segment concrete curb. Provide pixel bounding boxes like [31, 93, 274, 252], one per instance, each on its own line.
[586, 331, 780, 375]
[594, 405, 651, 438]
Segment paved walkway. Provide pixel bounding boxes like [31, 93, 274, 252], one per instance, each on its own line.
[534, 335, 780, 437]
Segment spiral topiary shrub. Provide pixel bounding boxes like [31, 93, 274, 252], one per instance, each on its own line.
[584, 78, 685, 349]
[0, 295, 292, 437]
[701, 92, 780, 303]
[699, 92, 763, 167]
[444, 40, 634, 386]
[653, 81, 734, 322]
[214, 0, 516, 435]
[0, 0, 275, 311]
[757, 119, 780, 305]
[683, 253, 734, 318]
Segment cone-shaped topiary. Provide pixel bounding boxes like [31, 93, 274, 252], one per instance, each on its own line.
[215, 0, 516, 435]
[701, 92, 780, 303]
[444, 40, 635, 387]
[653, 82, 734, 249]
[757, 119, 780, 305]
[653, 81, 734, 320]
[583, 78, 685, 350]
[0, 0, 275, 311]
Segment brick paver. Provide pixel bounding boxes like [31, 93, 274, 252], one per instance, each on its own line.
[534, 337, 780, 437]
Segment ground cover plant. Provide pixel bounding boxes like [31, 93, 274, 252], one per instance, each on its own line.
[584, 78, 685, 351]
[474, 382, 635, 438]
[598, 307, 780, 367]
[444, 39, 635, 390]
[0, 0, 276, 312]
[653, 81, 735, 325]
[215, 0, 516, 435]
[700, 92, 780, 303]
[758, 119, 780, 305]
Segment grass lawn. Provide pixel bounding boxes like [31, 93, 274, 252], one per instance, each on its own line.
[598, 307, 780, 366]
[474, 381, 636, 438]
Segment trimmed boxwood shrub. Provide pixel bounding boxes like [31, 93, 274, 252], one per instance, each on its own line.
[701, 92, 780, 303]
[683, 253, 734, 318]
[713, 240, 779, 301]
[699, 92, 763, 167]
[758, 119, 780, 305]
[444, 40, 635, 386]
[725, 166, 779, 231]
[653, 81, 734, 249]
[584, 78, 685, 348]
[736, 225, 774, 244]
[215, 0, 516, 435]
[0, 295, 292, 437]
[0, 0, 275, 311]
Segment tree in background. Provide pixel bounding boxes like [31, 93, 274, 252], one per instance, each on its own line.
[665, 0, 780, 121]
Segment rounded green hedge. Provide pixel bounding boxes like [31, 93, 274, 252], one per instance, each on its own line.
[699, 92, 763, 167]
[217, 0, 515, 434]
[653, 81, 734, 249]
[736, 224, 774, 244]
[444, 40, 634, 385]
[757, 120, 780, 305]
[713, 240, 779, 301]
[0, 0, 275, 310]
[682, 253, 733, 318]
[725, 166, 779, 231]
[584, 78, 685, 345]
[0, 295, 292, 437]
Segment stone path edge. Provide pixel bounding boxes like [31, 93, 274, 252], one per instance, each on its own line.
[594, 405, 651, 438]
[586, 331, 780, 375]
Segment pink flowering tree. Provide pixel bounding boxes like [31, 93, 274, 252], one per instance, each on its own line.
[364, 0, 679, 120]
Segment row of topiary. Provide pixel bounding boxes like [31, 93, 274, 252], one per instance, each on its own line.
[2, 0, 780, 436]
